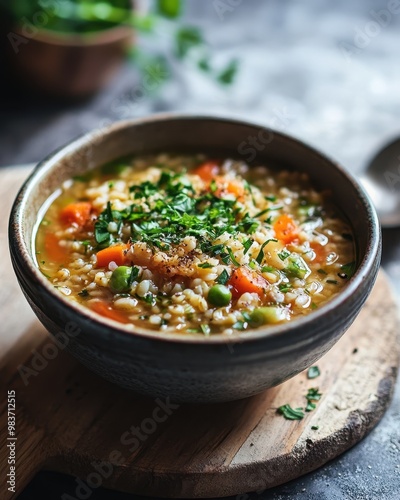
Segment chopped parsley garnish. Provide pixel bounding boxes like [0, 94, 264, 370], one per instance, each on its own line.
[279, 283, 292, 293]
[311, 425, 319, 430]
[198, 262, 213, 269]
[78, 289, 89, 298]
[242, 238, 253, 255]
[307, 366, 320, 379]
[226, 247, 241, 267]
[326, 279, 338, 285]
[278, 405, 304, 420]
[94, 170, 264, 259]
[261, 265, 275, 273]
[278, 249, 291, 261]
[340, 261, 356, 279]
[256, 239, 278, 264]
[317, 268, 328, 275]
[285, 254, 311, 279]
[216, 269, 230, 285]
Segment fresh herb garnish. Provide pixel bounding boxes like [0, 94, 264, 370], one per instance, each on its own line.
[78, 289, 89, 298]
[317, 269, 328, 275]
[242, 238, 253, 255]
[261, 265, 275, 273]
[256, 239, 278, 265]
[307, 366, 320, 379]
[340, 261, 356, 279]
[198, 262, 213, 269]
[226, 247, 241, 267]
[278, 405, 304, 420]
[278, 249, 291, 261]
[311, 425, 319, 430]
[216, 269, 230, 285]
[326, 279, 338, 285]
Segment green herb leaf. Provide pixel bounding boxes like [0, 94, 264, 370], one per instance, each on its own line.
[242, 238, 253, 255]
[317, 268, 328, 275]
[227, 247, 241, 267]
[175, 26, 203, 58]
[340, 261, 356, 279]
[157, 0, 182, 18]
[216, 269, 230, 285]
[198, 262, 213, 269]
[307, 366, 320, 379]
[305, 388, 322, 412]
[278, 249, 291, 261]
[256, 239, 278, 264]
[217, 59, 238, 85]
[326, 279, 338, 285]
[278, 405, 304, 420]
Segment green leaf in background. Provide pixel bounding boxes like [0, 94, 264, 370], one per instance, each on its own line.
[157, 0, 182, 19]
[217, 58, 238, 85]
[175, 26, 203, 58]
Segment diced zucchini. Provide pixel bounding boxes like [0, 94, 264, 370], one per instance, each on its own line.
[249, 306, 287, 326]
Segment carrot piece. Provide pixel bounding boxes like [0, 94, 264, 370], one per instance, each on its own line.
[228, 266, 268, 298]
[215, 176, 245, 200]
[44, 232, 69, 265]
[60, 202, 92, 226]
[192, 161, 220, 183]
[90, 301, 130, 324]
[273, 214, 299, 244]
[310, 242, 327, 264]
[96, 243, 129, 268]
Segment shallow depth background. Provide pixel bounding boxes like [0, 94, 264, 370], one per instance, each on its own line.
[0, 0, 399, 499]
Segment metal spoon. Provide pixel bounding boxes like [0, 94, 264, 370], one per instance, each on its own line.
[360, 138, 400, 227]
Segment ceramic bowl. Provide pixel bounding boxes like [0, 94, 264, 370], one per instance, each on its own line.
[9, 115, 381, 403]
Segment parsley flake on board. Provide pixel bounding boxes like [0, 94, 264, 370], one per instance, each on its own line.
[305, 388, 322, 412]
[278, 405, 305, 420]
[307, 366, 320, 379]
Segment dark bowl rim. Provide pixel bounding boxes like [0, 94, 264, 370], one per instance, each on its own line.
[9, 113, 381, 346]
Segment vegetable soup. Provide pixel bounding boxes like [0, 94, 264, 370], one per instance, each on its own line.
[35, 154, 355, 335]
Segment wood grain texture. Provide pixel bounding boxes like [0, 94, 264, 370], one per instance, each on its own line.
[0, 166, 399, 499]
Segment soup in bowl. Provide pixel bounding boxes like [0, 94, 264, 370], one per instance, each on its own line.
[9, 115, 380, 402]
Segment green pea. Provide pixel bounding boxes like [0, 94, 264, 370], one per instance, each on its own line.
[249, 306, 286, 326]
[208, 285, 232, 307]
[109, 266, 132, 293]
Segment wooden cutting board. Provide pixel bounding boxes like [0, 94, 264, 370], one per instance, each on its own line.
[0, 166, 399, 499]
